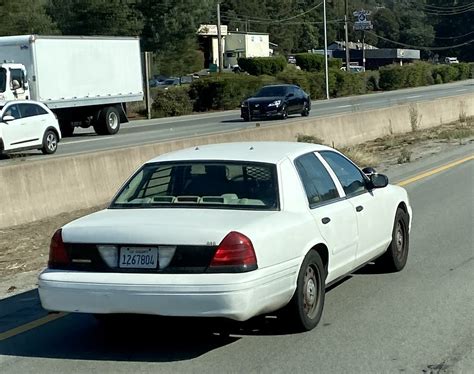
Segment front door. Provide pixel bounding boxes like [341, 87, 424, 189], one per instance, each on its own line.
[295, 152, 358, 282]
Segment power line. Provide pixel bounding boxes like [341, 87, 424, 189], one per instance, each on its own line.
[220, 15, 342, 26]
[366, 30, 474, 50]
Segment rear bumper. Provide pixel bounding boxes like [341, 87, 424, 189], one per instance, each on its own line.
[38, 263, 298, 321]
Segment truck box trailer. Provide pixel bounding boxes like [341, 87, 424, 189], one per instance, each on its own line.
[0, 35, 143, 136]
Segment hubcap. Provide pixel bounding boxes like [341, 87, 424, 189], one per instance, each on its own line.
[108, 112, 118, 130]
[303, 265, 318, 317]
[46, 134, 57, 151]
[395, 221, 404, 257]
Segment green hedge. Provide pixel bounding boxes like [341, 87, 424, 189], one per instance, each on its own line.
[294, 53, 342, 72]
[188, 74, 276, 111]
[379, 62, 473, 90]
[237, 56, 287, 76]
[151, 86, 193, 117]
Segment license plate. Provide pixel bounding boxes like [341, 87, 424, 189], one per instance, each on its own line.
[119, 247, 158, 269]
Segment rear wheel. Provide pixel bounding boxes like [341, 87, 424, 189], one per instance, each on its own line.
[41, 130, 58, 154]
[94, 106, 120, 135]
[283, 251, 326, 332]
[376, 208, 409, 272]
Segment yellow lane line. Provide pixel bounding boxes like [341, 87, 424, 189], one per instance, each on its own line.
[1, 153, 472, 341]
[0, 312, 67, 342]
[397, 154, 474, 187]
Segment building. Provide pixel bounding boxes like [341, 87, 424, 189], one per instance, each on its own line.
[313, 41, 420, 69]
[197, 24, 272, 69]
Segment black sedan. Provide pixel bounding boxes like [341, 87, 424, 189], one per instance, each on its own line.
[241, 84, 311, 121]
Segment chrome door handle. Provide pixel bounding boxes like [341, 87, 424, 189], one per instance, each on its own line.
[322, 217, 331, 224]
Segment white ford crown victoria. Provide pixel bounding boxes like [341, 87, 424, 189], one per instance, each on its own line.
[39, 142, 412, 331]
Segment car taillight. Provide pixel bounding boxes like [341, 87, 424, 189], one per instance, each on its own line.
[48, 229, 70, 267]
[208, 231, 257, 272]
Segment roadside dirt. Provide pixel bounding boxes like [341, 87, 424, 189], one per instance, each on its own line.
[0, 120, 473, 299]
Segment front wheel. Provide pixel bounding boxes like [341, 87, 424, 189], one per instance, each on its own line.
[301, 102, 310, 117]
[281, 105, 288, 120]
[376, 208, 409, 272]
[283, 251, 326, 332]
[41, 130, 58, 154]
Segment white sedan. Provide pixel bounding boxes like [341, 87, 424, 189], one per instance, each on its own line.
[38, 142, 412, 331]
[0, 100, 61, 155]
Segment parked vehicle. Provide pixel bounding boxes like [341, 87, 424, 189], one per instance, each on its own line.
[340, 65, 365, 73]
[0, 100, 61, 155]
[0, 35, 143, 137]
[157, 78, 181, 90]
[38, 141, 412, 332]
[444, 57, 459, 64]
[241, 84, 311, 121]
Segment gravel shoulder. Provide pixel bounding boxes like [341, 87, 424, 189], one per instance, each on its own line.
[1, 120, 473, 299]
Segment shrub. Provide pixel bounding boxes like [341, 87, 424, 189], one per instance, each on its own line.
[237, 56, 287, 76]
[295, 53, 342, 72]
[332, 70, 367, 97]
[379, 62, 433, 90]
[275, 67, 312, 94]
[189, 74, 276, 111]
[151, 86, 193, 118]
[452, 63, 472, 80]
[431, 65, 458, 84]
[364, 71, 380, 91]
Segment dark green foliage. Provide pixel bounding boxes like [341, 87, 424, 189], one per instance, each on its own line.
[332, 70, 367, 97]
[237, 56, 287, 76]
[151, 87, 193, 118]
[430, 65, 459, 84]
[364, 71, 380, 91]
[294, 54, 342, 72]
[189, 74, 277, 111]
[0, 0, 58, 35]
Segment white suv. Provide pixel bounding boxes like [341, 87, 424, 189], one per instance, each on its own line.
[0, 100, 61, 155]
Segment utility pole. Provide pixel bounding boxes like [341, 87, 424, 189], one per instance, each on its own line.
[362, 31, 366, 70]
[217, 2, 223, 73]
[344, 0, 350, 71]
[323, 0, 329, 99]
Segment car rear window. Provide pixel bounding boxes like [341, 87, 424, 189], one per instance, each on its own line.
[110, 161, 279, 210]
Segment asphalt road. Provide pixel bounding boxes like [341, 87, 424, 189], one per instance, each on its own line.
[1, 80, 472, 164]
[0, 144, 473, 373]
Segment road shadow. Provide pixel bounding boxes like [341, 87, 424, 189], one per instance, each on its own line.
[0, 275, 353, 363]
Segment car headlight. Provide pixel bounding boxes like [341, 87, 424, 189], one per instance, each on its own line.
[268, 100, 281, 107]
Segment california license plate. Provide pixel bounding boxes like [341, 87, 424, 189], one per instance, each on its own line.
[119, 247, 158, 269]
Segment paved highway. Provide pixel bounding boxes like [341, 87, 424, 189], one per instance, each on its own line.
[1, 80, 472, 164]
[0, 144, 472, 373]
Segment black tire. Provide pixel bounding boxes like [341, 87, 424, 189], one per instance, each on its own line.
[94, 106, 120, 135]
[283, 251, 326, 332]
[243, 115, 251, 122]
[301, 102, 310, 117]
[376, 208, 410, 272]
[281, 105, 288, 120]
[41, 130, 58, 154]
[59, 121, 74, 137]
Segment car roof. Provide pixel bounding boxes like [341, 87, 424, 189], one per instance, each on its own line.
[147, 141, 334, 164]
[261, 84, 299, 88]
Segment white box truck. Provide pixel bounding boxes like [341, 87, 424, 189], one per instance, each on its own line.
[0, 35, 143, 136]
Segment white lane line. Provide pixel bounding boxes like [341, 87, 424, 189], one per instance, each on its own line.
[61, 137, 116, 146]
[407, 95, 422, 99]
[336, 105, 352, 108]
[456, 89, 468, 92]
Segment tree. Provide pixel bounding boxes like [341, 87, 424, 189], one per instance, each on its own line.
[47, 0, 144, 36]
[0, 0, 58, 35]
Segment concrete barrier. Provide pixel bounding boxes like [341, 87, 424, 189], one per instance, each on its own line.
[0, 93, 472, 229]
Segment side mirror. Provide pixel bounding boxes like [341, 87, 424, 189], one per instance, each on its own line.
[2, 115, 15, 122]
[370, 173, 389, 189]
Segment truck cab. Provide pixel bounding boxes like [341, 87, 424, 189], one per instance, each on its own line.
[0, 63, 30, 102]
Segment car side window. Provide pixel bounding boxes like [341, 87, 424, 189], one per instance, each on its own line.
[3, 104, 20, 119]
[18, 103, 40, 118]
[295, 153, 339, 207]
[320, 151, 367, 196]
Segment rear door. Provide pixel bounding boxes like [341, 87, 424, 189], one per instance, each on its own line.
[295, 152, 358, 280]
[17, 103, 46, 147]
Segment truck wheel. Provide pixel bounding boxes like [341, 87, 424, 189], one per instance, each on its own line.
[41, 130, 58, 154]
[59, 121, 74, 137]
[95, 106, 120, 135]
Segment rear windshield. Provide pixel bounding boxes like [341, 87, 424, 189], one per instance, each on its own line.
[110, 161, 279, 210]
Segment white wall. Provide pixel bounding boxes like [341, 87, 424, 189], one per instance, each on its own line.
[244, 34, 270, 58]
